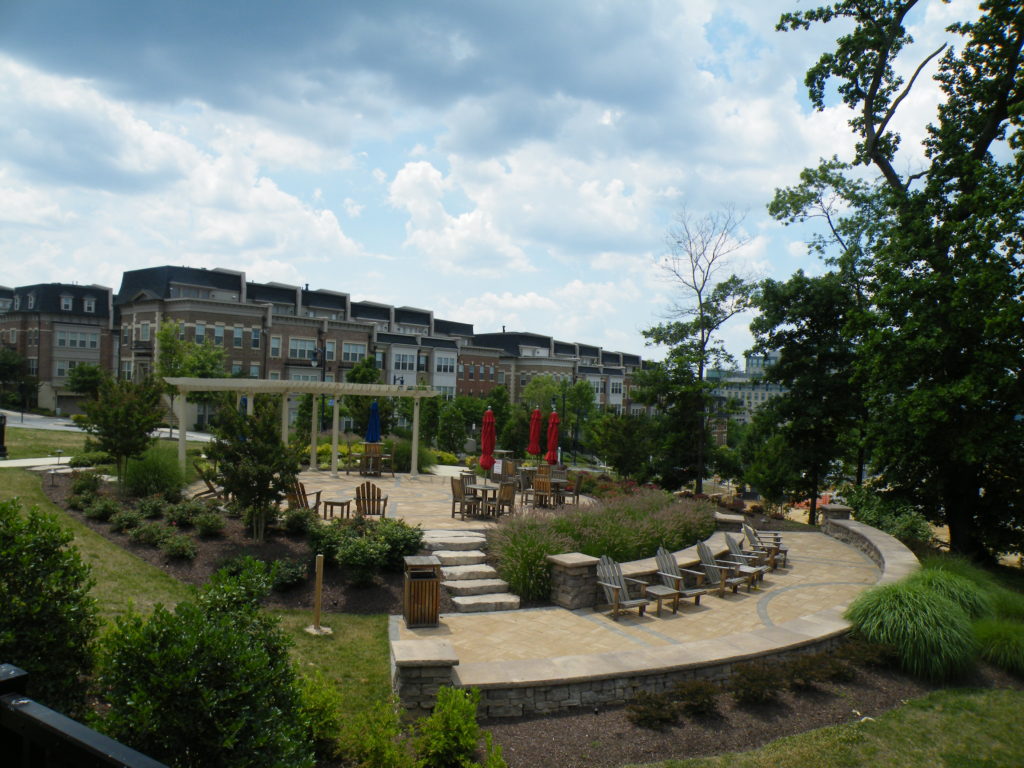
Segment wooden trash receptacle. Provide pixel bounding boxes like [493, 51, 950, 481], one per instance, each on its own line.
[404, 555, 441, 628]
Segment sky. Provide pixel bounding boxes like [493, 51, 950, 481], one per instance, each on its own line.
[0, 0, 974, 363]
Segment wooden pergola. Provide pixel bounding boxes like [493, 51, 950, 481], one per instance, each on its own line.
[162, 377, 440, 477]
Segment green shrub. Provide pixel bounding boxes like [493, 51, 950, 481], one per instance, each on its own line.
[337, 698, 413, 768]
[337, 535, 389, 586]
[165, 499, 208, 528]
[124, 442, 184, 500]
[845, 581, 977, 681]
[672, 680, 720, 717]
[283, 506, 319, 536]
[298, 670, 345, 760]
[0, 499, 98, 716]
[990, 588, 1024, 621]
[783, 655, 827, 689]
[66, 493, 93, 511]
[433, 450, 460, 466]
[195, 511, 226, 538]
[136, 495, 168, 519]
[272, 558, 309, 591]
[70, 470, 103, 496]
[84, 497, 121, 521]
[842, 483, 932, 546]
[413, 687, 482, 767]
[308, 518, 346, 557]
[69, 450, 114, 468]
[130, 521, 170, 547]
[727, 663, 780, 705]
[626, 690, 679, 729]
[974, 619, 1024, 676]
[375, 518, 424, 572]
[110, 509, 144, 533]
[919, 554, 1000, 591]
[94, 566, 314, 768]
[906, 568, 993, 619]
[385, 438, 436, 474]
[159, 532, 198, 560]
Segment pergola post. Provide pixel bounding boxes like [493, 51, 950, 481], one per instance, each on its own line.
[246, 392, 254, 416]
[410, 396, 421, 477]
[280, 392, 289, 445]
[330, 398, 340, 477]
[176, 393, 188, 474]
[310, 394, 318, 470]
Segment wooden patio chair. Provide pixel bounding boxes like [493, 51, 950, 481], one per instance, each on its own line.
[596, 555, 651, 620]
[515, 466, 533, 493]
[559, 473, 581, 506]
[450, 475, 479, 519]
[191, 462, 229, 502]
[725, 534, 770, 583]
[655, 546, 711, 605]
[743, 523, 789, 569]
[286, 480, 322, 517]
[355, 481, 388, 517]
[696, 541, 755, 596]
[524, 475, 554, 508]
[484, 481, 516, 517]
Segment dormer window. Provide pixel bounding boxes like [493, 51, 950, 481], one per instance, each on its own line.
[61, 295, 73, 311]
[84, 297, 96, 313]
[27, 294, 35, 310]
[13, 296, 20, 310]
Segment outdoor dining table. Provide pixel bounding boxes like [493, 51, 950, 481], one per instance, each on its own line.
[465, 482, 500, 505]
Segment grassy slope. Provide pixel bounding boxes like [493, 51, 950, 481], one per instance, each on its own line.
[4, 427, 89, 459]
[1, 467, 392, 713]
[631, 688, 1024, 768]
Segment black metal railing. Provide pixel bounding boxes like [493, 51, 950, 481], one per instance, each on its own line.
[0, 665, 167, 768]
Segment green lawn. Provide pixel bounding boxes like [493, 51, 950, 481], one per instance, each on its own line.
[3, 427, 89, 459]
[629, 688, 1024, 768]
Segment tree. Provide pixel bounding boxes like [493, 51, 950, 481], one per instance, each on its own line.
[156, 321, 228, 433]
[0, 499, 98, 716]
[779, 0, 1024, 558]
[437, 400, 467, 454]
[344, 357, 394, 437]
[205, 395, 300, 543]
[0, 348, 32, 408]
[749, 271, 863, 524]
[588, 411, 657, 480]
[644, 206, 754, 492]
[67, 362, 108, 400]
[95, 562, 313, 768]
[80, 377, 163, 490]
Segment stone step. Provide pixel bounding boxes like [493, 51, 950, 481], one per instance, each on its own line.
[433, 550, 486, 566]
[452, 593, 521, 612]
[443, 578, 509, 596]
[442, 564, 498, 581]
[422, 536, 487, 552]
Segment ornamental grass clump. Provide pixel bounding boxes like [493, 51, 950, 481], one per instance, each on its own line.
[973, 619, 1024, 676]
[489, 517, 571, 601]
[845, 580, 977, 681]
[905, 568, 993, 619]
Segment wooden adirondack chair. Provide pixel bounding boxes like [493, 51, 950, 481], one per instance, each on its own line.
[596, 555, 651, 620]
[450, 475, 479, 519]
[355, 481, 388, 517]
[655, 547, 711, 605]
[191, 462, 229, 502]
[725, 534, 770, 583]
[696, 541, 754, 596]
[286, 480, 322, 516]
[743, 523, 789, 569]
[484, 481, 516, 517]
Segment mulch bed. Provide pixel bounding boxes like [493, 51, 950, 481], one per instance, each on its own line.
[42, 472, 1024, 767]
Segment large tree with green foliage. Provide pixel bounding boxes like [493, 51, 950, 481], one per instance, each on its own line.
[80, 376, 163, 489]
[778, 0, 1024, 558]
[205, 395, 300, 543]
[644, 207, 754, 492]
[66, 362, 109, 400]
[343, 356, 395, 437]
[156, 321, 228, 433]
[0, 348, 35, 408]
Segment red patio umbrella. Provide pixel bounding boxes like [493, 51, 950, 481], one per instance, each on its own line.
[527, 407, 542, 455]
[479, 407, 496, 471]
[544, 409, 560, 465]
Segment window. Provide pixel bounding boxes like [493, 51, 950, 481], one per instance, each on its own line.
[29, 329, 38, 346]
[488, 365, 495, 380]
[27, 358, 37, 376]
[418, 353, 428, 372]
[250, 329, 260, 349]
[457, 364, 464, 379]
[13, 296, 20, 310]
[231, 363, 242, 375]
[270, 336, 281, 357]
[497, 371, 505, 384]
[269, 371, 280, 380]
[121, 360, 134, 379]
[214, 325, 224, 346]
[233, 327, 243, 348]
[55, 359, 79, 378]
[436, 356, 455, 373]
[325, 341, 336, 361]
[374, 351, 384, 369]
[467, 365, 475, 380]
[195, 323, 205, 345]
[249, 364, 260, 378]
[60, 296, 73, 311]
[610, 381, 623, 395]
[178, 322, 186, 341]
[139, 322, 150, 342]
[288, 337, 316, 360]
[342, 342, 366, 362]
[438, 385, 455, 400]
[84, 297, 96, 313]
[394, 353, 415, 371]
[27, 294, 35, 309]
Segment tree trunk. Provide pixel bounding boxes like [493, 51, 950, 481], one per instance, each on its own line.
[943, 471, 989, 562]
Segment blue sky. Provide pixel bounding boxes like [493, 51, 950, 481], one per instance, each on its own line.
[0, 0, 971, 362]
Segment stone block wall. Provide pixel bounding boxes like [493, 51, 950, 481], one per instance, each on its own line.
[547, 552, 600, 609]
[391, 639, 457, 717]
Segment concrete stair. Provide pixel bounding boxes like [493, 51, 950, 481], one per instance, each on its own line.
[423, 530, 521, 613]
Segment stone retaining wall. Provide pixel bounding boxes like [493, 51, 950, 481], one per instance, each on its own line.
[392, 520, 919, 718]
